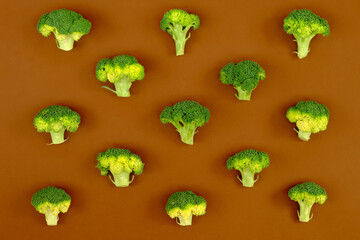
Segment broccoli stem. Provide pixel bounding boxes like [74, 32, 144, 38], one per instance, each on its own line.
[50, 129, 66, 144]
[298, 200, 314, 222]
[177, 215, 193, 226]
[178, 123, 197, 145]
[111, 172, 132, 187]
[173, 24, 188, 56]
[294, 35, 315, 59]
[113, 78, 132, 97]
[45, 211, 59, 226]
[56, 36, 75, 51]
[294, 128, 311, 141]
[238, 168, 257, 187]
[235, 87, 251, 101]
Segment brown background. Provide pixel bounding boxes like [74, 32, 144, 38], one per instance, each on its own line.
[0, 0, 359, 239]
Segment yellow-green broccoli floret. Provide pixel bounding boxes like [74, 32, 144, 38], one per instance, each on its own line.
[220, 60, 266, 101]
[96, 55, 145, 97]
[160, 9, 200, 56]
[33, 105, 80, 145]
[165, 190, 207, 226]
[160, 100, 210, 145]
[283, 9, 330, 59]
[286, 100, 329, 141]
[226, 149, 270, 187]
[96, 148, 144, 187]
[288, 182, 327, 222]
[31, 186, 71, 226]
[37, 9, 91, 51]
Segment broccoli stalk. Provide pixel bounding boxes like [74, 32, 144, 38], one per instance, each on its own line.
[160, 100, 210, 145]
[45, 210, 60, 226]
[109, 171, 134, 187]
[33, 105, 81, 145]
[37, 9, 91, 51]
[160, 9, 200, 56]
[286, 100, 329, 141]
[237, 167, 259, 187]
[178, 123, 197, 145]
[31, 187, 71, 226]
[288, 182, 327, 222]
[96, 148, 144, 187]
[297, 200, 314, 222]
[220, 60, 266, 101]
[227, 149, 270, 188]
[294, 34, 315, 59]
[235, 87, 252, 101]
[177, 215, 192, 226]
[166, 190, 207, 226]
[96, 55, 145, 97]
[283, 9, 330, 59]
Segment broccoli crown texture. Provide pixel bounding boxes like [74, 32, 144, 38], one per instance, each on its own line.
[286, 100, 329, 133]
[31, 187, 71, 214]
[160, 9, 200, 33]
[166, 190, 207, 219]
[96, 148, 144, 176]
[220, 60, 265, 91]
[160, 100, 210, 128]
[227, 149, 270, 173]
[33, 105, 80, 133]
[288, 182, 327, 205]
[96, 55, 145, 83]
[37, 9, 91, 39]
[283, 9, 330, 38]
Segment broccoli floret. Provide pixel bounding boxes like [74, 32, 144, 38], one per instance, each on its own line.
[286, 100, 329, 141]
[37, 9, 91, 51]
[31, 187, 71, 226]
[33, 105, 80, 145]
[96, 148, 144, 187]
[160, 100, 210, 145]
[219, 60, 266, 101]
[283, 9, 330, 59]
[166, 190, 207, 226]
[160, 9, 200, 56]
[288, 182, 327, 222]
[226, 149, 270, 187]
[96, 55, 145, 97]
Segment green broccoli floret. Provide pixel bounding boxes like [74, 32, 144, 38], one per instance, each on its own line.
[288, 182, 327, 222]
[96, 55, 145, 97]
[160, 100, 210, 145]
[283, 9, 330, 59]
[286, 100, 329, 141]
[166, 190, 207, 226]
[226, 149, 270, 187]
[31, 187, 71, 226]
[37, 9, 91, 51]
[33, 105, 80, 145]
[160, 9, 200, 56]
[219, 60, 266, 101]
[96, 148, 144, 187]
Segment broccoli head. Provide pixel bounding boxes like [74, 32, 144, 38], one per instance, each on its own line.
[283, 9, 330, 59]
[160, 9, 200, 56]
[166, 190, 207, 226]
[288, 182, 327, 222]
[96, 148, 144, 187]
[160, 100, 210, 145]
[226, 149, 270, 187]
[96, 55, 145, 97]
[220, 60, 266, 101]
[37, 9, 91, 51]
[286, 100, 329, 141]
[33, 105, 80, 145]
[31, 186, 71, 226]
